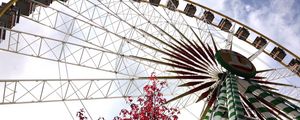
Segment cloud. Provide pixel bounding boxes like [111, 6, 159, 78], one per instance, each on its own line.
[219, 0, 300, 56]
[198, 0, 226, 12]
[246, 0, 300, 54]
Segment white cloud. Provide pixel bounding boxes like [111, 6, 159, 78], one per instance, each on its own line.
[199, 0, 300, 56]
[246, 0, 300, 53]
[197, 0, 226, 12]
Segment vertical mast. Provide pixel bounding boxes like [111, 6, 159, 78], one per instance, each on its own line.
[225, 74, 245, 120]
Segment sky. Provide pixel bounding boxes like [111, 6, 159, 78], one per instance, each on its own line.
[0, 0, 299, 120]
[199, 0, 300, 56]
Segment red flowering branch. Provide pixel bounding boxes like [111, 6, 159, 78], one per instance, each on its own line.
[114, 72, 180, 120]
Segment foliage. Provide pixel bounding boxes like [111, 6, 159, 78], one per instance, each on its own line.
[76, 73, 180, 120]
[114, 73, 180, 120]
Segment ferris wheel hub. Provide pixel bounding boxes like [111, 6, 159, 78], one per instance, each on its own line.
[215, 49, 256, 78]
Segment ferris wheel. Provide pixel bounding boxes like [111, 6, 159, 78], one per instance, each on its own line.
[0, 0, 300, 119]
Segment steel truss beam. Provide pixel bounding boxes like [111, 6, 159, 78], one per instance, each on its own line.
[21, 3, 176, 75]
[23, 2, 168, 59]
[0, 78, 193, 105]
[0, 27, 173, 77]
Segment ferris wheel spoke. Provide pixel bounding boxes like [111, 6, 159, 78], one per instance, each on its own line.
[130, 55, 212, 76]
[166, 81, 215, 104]
[248, 42, 268, 61]
[199, 87, 217, 119]
[256, 67, 297, 81]
[191, 29, 218, 69]
[268, 90, 300, 103]
[137, 29, 171, 51]
[206, 23, 231, 49]
[225, 23, 235, 50]
[166, 91, 202, 110]
[166, 81, 220, 115]
[249, 79, 296, 87]
[150, 25, 215, 72]
[146, 5, 223, 74]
